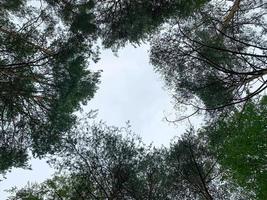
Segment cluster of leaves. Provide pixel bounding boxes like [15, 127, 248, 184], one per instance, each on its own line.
[94, 0, 209, 49]
[204, 96, 267, 199]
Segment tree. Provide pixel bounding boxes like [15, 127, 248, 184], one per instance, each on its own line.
[7, 120, 251, 200]
[167, 132, 216, 200]
[7, 175, 99, 200]
[166, 130, 253, 200]
[0, 145, 29, 180]
[48, 120, 171, 200]
[150, 0, 267, 116]
[205, 96, 267, 200]
[0, 0, 100, 173]
[94, 0, 209, 49]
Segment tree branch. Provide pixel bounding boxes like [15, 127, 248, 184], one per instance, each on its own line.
[0, 26, 54, 56]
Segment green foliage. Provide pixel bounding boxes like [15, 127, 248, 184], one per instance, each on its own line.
[95, 0, 209, 48]
[8, 120, 250, 200]
[166, 131, 240, 200]
[0, 0, 100, 173]
[45, 0, 96, 35]
[179, 73, 233, 109]
[0, 146, 29, 177]
[0, 0, 25, 11]
[7, 183, 43, 200]
[1, 3, 266, 200]
[205, 96, 267, 199]
[150, 24, 236, 110]
[50, 120, 156, 199]
[7, 175, 94, 200]
[150, 0, 267, 112]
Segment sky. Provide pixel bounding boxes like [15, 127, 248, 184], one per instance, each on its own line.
[86, 45, 184, 145]
[0, 44, 198, 199]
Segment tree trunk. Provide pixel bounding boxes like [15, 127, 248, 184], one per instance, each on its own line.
[220, 0, 241, 32]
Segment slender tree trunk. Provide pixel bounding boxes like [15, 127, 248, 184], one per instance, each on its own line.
[188, 146, 214, 200]
[220, 0, 241, 32]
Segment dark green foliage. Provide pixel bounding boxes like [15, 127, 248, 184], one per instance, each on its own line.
[179, 73, 233, 109]
[150, 0, 267, 112]
[2, 3, 266, 200]
[0, 0, 100, 173]
[45, 0, 96, 35]
[7, 175, 96, 200]
[95, 0, 209, 48]
[0, 146, 28, 177]
[0, 0, 25, 11]
[205, 96, 267, 199]
[150, 24, 237, 110]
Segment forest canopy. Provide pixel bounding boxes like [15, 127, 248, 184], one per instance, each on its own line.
[0, 0, 208, 173]
[0, 0, 266, 199]
[7, 120, 254, 200]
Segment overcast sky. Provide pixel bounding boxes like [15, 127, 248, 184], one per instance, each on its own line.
[0, 44, 198, 199]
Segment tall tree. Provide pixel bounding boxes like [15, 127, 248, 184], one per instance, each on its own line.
[167, 132, 216, 200]
[166, 130, 252, 200]
[205, 96, 267, 200]
[48, 120, 170, 200]
[0, 0, 100, 173]
[150, 0, 267, 116]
